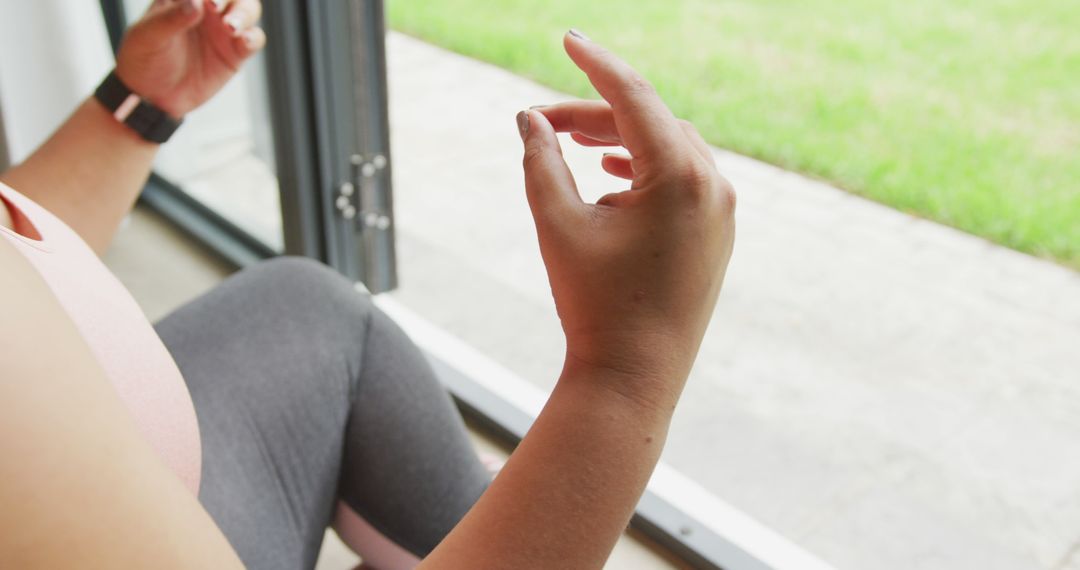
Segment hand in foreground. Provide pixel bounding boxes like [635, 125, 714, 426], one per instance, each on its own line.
[519, 31, 736, 407]
[116, 0, 266, 119]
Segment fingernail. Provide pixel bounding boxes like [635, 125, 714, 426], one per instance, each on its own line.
[225, 11, 244, 34]
[212, 0, 226, 13]
[242, 29, 260, 48]
[568, 28, 589, 41]
[529, 104, 548, 110]
[516, 111, 530, 141]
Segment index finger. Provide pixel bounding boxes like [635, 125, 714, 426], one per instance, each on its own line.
[562, 31, 688, 162]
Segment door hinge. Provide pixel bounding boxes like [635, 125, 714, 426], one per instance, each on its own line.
[334, 153, 391, 230]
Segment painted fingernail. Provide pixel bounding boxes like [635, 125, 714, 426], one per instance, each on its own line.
[568, 28, 589, 41]
[516, 111, 530, 141]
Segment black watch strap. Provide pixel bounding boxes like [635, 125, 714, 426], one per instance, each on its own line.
[94, 71, 183, 144]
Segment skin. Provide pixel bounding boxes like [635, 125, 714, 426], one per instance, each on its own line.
[419, 32, 735, 568]
[0, 8, 736, 570]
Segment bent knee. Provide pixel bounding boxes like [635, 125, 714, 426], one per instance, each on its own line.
[246, 256, 341, 291]
[228, 256, 376, 328]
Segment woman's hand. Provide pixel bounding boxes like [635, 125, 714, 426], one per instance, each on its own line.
[115, 0, 266, 119]
[0, 0, 267, 252]
[519, 31, 736, 408]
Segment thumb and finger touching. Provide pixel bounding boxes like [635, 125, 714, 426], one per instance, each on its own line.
[560, 31, 689, 164]
[520, 35, 647, 227]
[519, 110, 585, 231]
[523, 31, 710, 210]
[541, 100, 623, 146]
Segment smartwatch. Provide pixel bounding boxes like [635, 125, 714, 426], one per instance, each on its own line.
[94, 71, 183, 144]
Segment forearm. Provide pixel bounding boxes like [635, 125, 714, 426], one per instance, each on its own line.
[421, 359, 679, 569]
[424, 28, 734, 570]
[0, 97, 158, 253]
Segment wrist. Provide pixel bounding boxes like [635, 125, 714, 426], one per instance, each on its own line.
[113, 66, 185, 120]
[560, 349, 687, 416]
[94, 71, 183, 144]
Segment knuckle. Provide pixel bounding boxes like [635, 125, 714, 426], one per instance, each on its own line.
[716, 176, 737, 212]
[673, 160, 736, 212]
[675, 160, 715, 195]
[522, 144, 547, 169]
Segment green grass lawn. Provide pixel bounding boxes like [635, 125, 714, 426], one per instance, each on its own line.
[388, 0, 1080, 268]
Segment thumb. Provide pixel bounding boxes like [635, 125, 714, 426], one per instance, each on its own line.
[138, 0, 204, 38]
[518, 110, 584, 229]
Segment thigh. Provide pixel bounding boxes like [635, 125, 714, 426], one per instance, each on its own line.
[157, 258, 368, 569]
[335, 305, 490, 561]
[156, 257, 487, 570]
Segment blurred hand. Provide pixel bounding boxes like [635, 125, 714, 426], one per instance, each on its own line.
[520, 31, 736, 407]
[116, 0, 266, 119]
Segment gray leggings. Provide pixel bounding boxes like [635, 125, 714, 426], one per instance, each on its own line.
[154, 257, 489, 569]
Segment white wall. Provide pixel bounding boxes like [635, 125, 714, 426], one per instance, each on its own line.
[0, 0, 114, 165]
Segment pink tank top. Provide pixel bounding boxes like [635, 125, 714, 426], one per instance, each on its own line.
[0, 182, 201, 494]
